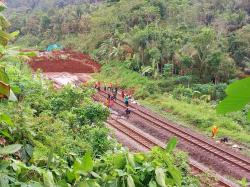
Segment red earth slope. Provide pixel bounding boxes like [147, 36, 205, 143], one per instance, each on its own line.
[28, 49, 100, 73]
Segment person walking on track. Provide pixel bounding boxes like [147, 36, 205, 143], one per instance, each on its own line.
[125, 107, 131, 119]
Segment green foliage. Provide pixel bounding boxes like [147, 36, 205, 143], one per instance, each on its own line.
[6, 0, 249, 90]
[228, 25, 250, 68]
[0, 144, 22, 155]
[217, 77, 250, 120]
[0, 140, 197, 186]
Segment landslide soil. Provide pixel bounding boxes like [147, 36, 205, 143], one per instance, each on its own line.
[28, 49, 100, 86]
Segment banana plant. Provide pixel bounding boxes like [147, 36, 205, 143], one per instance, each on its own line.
[0, 2, 28, 101]
[0, 66, 17, 101]
[0, 66, 10, 98]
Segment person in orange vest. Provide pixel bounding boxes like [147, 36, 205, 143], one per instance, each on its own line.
[105, 98, 110, 108]
[211, 125, 218, 138]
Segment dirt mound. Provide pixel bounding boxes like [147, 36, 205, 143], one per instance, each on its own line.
[28, 50, 100, 73]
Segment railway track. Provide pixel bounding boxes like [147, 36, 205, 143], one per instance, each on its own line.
[95, 90, 250, 183]
[107, 116, 240, 187]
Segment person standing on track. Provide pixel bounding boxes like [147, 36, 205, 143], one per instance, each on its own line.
[97, 81, 101, 91]
[107, 93, 111, 100]
[104, 83, 107, 91]
[115, 87, 118, 95]
[121, 90, 125, 99]
[105, 98, 110, 108]
[124, 95, 129, 107]
[211, 125, 218, 138]
[112, 87, 118, 100]
[110, 96, 115, 108]
[108, 82, 112, 91]
[106, 94, 112, 108]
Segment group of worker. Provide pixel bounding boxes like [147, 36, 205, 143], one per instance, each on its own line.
[95, 81, 132, 118]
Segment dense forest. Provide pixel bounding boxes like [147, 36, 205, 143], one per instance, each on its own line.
[7, 0, 250, 86]
[0, 2, 201, 186]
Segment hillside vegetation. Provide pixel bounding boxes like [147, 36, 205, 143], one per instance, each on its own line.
[6, 0, 250, 144]
[7, 0, 250, 79]
[0, 3, 200, 186]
